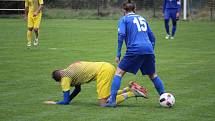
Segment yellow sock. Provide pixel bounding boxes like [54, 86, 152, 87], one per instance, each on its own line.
[117, 87, 130, 95]
[116, 91, 135, 104]
[27, 30, 32, 43]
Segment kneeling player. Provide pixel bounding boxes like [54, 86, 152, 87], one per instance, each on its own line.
[44, 61, 147, 106]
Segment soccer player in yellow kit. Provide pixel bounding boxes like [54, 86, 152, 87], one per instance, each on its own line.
[24, 0, 43, 47]
[44, 61, 147, 106]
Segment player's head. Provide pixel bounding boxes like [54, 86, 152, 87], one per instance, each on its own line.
[52, 70, 62, 82]
[122, 0, 136, 13]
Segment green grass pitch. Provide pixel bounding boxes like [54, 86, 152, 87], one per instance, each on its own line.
[0, 18, 215, 121]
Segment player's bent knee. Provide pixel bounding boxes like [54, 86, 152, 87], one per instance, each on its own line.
[99, 98, 108, 106]
[149, 73, 158, 80]
[172, 21, 177, 26]
[165, 19, 169, 23]
[28, 27, 33, 31]
[115, 67, 125, 77]
[34, 28, 39, 32]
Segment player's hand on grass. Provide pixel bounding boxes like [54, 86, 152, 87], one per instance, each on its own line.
[44, 101, 57, 105]
[115, 57, 120, 64]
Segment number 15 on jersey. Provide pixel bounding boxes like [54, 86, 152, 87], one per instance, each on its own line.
[133, 17, 148, 32]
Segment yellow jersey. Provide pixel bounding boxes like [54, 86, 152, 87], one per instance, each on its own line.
[25, 0, 44, 13]
[60, 61, 107, 91]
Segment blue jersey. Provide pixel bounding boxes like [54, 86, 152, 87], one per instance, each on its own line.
[117, 13, 155, 58]
[163, 0, 181, 13]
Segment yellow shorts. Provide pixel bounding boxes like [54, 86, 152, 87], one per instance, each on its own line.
[96, 63, 116, 99]
[27, 12, 42, 28]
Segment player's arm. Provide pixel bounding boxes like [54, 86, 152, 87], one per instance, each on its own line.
[56, 91, 70, 105]
[176, 0, 181, 19]
[117, 33, 125, 59]
[44, 77, 72, 105]
[56, 85, 81, 105]
[69, 85, 81, 101]
[146, 23, 156, 49]
[44, 91, 71, 105]
[43, 91, 70, 105]
[33, 0, 44, 17]
[55, 77, 72, 105]
[177, 0, 181, 12]
[24, 0, 28, 21]
[116, 18, 126, 63]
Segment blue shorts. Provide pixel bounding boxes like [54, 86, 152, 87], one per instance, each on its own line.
[164, 9, 177, 20]
[118, 54, 155, 75]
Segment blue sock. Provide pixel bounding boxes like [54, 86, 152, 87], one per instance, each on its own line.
[109, 75, 122, 103]
[172, 20, 177, 36]
[165, 19, 170, 35]
[172, 25, 176, 37]
[151, 76, 165, 95]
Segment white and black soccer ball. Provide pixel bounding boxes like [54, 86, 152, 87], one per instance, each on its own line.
[159, 93, 175, 108]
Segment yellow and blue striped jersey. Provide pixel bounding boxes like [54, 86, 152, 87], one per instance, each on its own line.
[25, 0, 43, 13]
[60, 61, 106, 91]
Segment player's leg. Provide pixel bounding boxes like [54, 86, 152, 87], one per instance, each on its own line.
[129, 81, 148, 98]
[99, 98, 109, 106]
[33, 28, 39, 45]
[117, 87, 130, 95]
[107, 67, 125, 106]
[97, 75, 132, 106]
[106, 55, 144, 107]
[171, 10, 177, 39]
[27, 14, 33, 47]
[149, 73, 165, 95]
[116, 91, 134, 104]
[140, 54, 165, 95]
[33, 13, 42, 46]
[96, 63, 116, 106]
[99, 91, 134, 106]
[27, 27, 33, 47]
[164, 19, 170, 39]
[171, 20, 177, 39]
[164, 10, 170, 39]
[116, 84, 148, 104]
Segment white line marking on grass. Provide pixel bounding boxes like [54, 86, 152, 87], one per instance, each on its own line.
[48, 48, 58, 50]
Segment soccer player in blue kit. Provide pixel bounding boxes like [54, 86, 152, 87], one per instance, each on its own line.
[105, 0, 166, 107]
[163, 0, 181, 39]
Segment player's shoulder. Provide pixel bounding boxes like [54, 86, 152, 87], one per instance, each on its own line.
[134, 14, 148, 22]
[127, 13, 145, 19]
[119, 15, 126, 21]
[122, 13, 138, 22]
[126, 13, 138, 18]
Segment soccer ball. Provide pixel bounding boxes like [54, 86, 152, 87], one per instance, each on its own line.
[159, 93, 175, 108]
